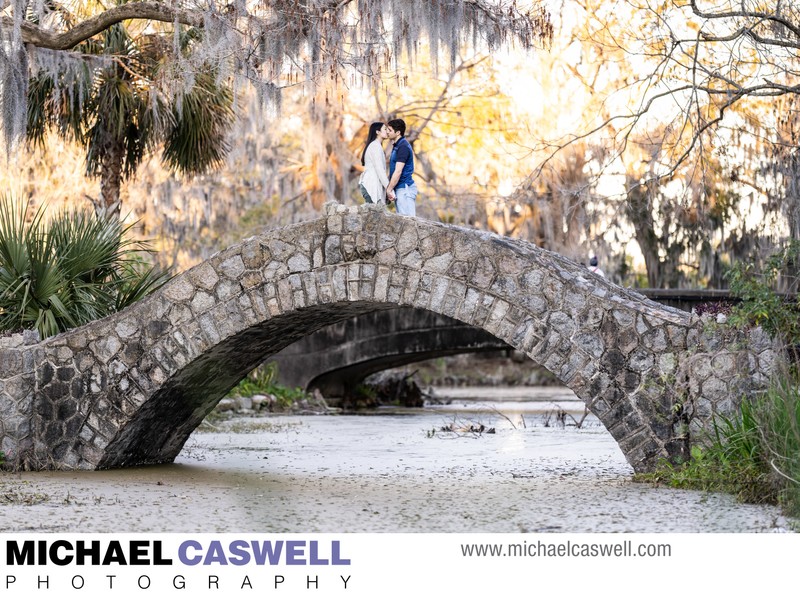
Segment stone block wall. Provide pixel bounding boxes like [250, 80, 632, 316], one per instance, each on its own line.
[0, 330, 39, 469]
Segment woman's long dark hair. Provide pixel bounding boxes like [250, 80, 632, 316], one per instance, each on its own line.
[361, 122, 384, 165]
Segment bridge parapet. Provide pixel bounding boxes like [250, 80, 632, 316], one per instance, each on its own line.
[0, 203, 779, 472]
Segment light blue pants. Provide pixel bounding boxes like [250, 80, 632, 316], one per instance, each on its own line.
[396, 184, 418, 216]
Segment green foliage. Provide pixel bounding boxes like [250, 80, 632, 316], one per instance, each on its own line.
[639, 369, 800, 517]
[162, 71, 235, 175]
[0, 197, 169, 338]
[228, 362, 308, 409]
[726, 240, 800, 344]
[26, 24, 235, 206]
[756, 370, 800, 516]
[350, 383, 379, 408]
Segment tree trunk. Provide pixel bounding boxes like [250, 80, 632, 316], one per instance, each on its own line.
[98, 139, 125, 219]
[626, 179, 663, 288]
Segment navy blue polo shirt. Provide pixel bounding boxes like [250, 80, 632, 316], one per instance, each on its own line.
[389, 137, 414, 187]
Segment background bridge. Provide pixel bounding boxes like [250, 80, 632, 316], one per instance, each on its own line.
[268, 307, 508, 397]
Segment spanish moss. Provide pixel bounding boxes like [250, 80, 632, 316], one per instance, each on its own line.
[0, 0, 552, 154]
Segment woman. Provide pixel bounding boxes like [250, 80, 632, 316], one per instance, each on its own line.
[358, 122, 390, 204]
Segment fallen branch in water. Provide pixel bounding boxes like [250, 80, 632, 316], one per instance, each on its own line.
[481, 404, 521, 430]
[426, 416, 496, 438]
[547, 405, 590, 429]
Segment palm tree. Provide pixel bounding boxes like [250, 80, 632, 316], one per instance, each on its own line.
[27, 22, 234, 218]
[0, 196, 169, 338]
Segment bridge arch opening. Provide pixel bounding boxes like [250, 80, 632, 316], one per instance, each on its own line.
[96, 283, 665, 473]
[266, 307, 513, 402]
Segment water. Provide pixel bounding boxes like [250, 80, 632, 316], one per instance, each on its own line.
[0, 387, 791, 532]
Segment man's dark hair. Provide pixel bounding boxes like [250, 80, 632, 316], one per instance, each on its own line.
[387, 118, 406, 137]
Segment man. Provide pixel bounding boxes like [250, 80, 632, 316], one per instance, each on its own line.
[385, 119, 417, 216]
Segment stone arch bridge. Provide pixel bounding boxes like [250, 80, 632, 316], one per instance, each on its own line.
[0, 204, 775, 473]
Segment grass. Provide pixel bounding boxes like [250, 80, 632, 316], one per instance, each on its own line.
[637, 362, 800, 518]
[226, 362, 309, 410]
[757, 368, 800, 515]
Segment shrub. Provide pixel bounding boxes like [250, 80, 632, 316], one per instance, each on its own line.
[228, 362, 308, 409]
[0, 197, 169, 338]
[725, 240, 800, 345]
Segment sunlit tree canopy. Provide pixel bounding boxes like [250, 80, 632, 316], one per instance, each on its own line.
[3, 0, 800, 291]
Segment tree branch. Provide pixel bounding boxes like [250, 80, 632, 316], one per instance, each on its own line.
[689, 0, 800, 40]
[10, 2, 206, 50]
[696, 26, 800, 50]
[408, 56, 486, 143]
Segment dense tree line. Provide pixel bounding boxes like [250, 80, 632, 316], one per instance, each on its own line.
[2, 1, 799, 290]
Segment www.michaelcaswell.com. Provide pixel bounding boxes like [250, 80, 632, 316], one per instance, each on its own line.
[460, 540, 672, 558]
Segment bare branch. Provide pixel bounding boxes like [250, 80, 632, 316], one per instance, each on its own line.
[10, 3, 206, 50]
[689, 0, 800, 40]
[407, 55, 487, 142]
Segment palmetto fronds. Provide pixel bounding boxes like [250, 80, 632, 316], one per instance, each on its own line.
[0, 196, 169, 338]
[25, 23, 235, 214]
[162, 71, 235, 175]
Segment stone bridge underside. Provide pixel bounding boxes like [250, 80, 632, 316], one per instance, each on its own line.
[0, 204, 775, 473]
[268, 308, 509, 397]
